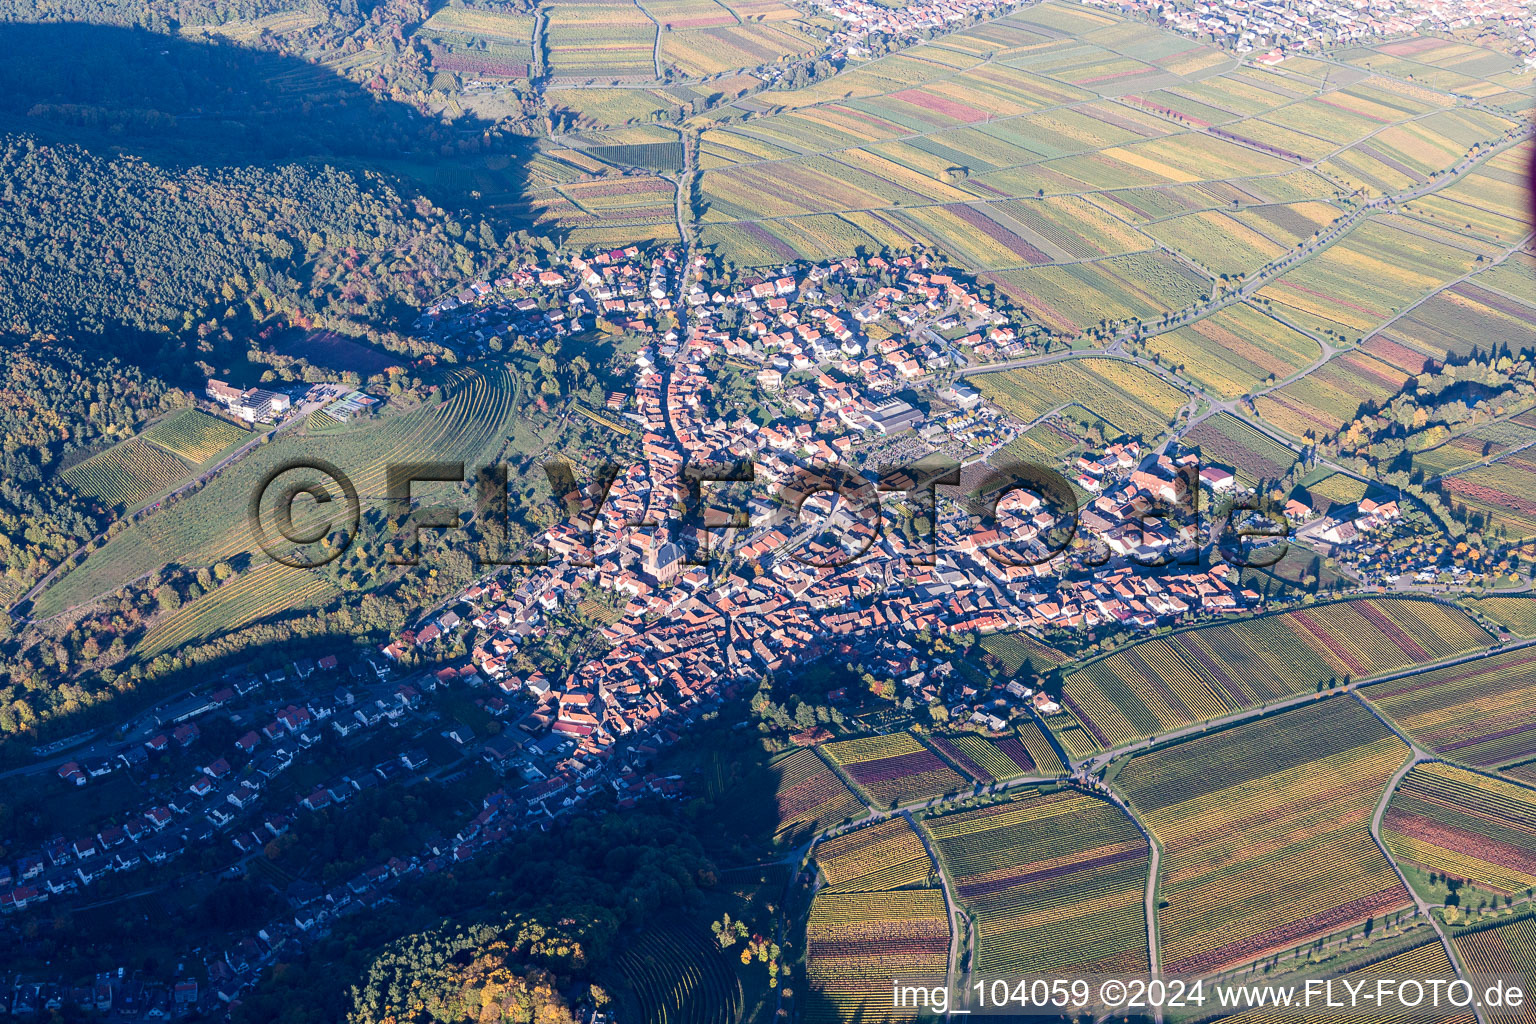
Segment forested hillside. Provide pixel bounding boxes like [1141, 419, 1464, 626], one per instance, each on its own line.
[0, 0, 297, 28]
[0, 137, 508, 377]
[0, 15, 547, 380]
[0, 342, 180, 604]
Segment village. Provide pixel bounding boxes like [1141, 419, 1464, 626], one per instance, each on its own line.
[1108, 0, 1536, 64]
[10, 231, 1502, 1017]
[0, 244, 1305, 1013]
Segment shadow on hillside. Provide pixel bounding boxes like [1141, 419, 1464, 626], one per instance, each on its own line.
[0, 20, 540, 212]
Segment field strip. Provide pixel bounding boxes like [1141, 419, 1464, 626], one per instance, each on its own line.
[1360, 227, 1536, 345]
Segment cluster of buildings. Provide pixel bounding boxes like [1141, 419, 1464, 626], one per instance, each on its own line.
[205, 380, 292, 424]
[0, 973, 202, 1020]
[811, 0, 1030, 51]
[678, 254, 1035, 394]
[415, 246, 682, 356]
[3, 658, 421, 918]
[1109, 0, 1535, 60]
[1310, 495, 1404, 547]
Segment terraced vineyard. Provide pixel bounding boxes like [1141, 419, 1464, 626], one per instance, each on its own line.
[1382, 762, 1536, 895]
[803, 889, 949, 1023]
[612, 922, 741, 1024]
[821, 732, 967, 809]
[1116, 699, 1413, 976]
[923, 789, 1149, 976]
[1362, 646, 1536, 767]
[61, 437, 193, 509]
[140, 408, 249, 463]
[813, 817, 935, 894]
[1061, 598, 1490, 749]
[1453, 916, 1536, 1024]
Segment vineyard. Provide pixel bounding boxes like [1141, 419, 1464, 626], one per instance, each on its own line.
[1507, 761, 1536, 787]
[821, 732, 967, 809]
[61, 436, 193, 509]
[1013, 721, 1066, 777]
[1255, 349, 1411, 440]
[749, 749, 866, 845]
[141, 409, 248, 463]
[1115, 700, 1413, 977]
[1454, 916, 1536, 1024]
[813, 817, 936, 894]
[1258, 217, 1498, 342]
[544, 2, 657, 78]
[1362, 645, 1536, 767]
[1374, 279, 1536, 372]
[1061, 598, 1490, 749]
[922, 789, 1150, 976]
[588, 141, 684, 171]
[39, 365, 524, 618]
[416, 7, 535, 78]
[1442, 450, 1536, 541]
[1144, 302, 1320, 401]
[136, 563, 341, 661]
[803, 889, 949, 1023]
[982, 251, 1216, 338]
[1215, 940, 1476, 1024]
[976, 629, 1069, 675]
[929, 733, 1039, 784]
[1382, 763, 1536, 895]
[1181, 412, 1298, 486]
[972, 357, 1188, 442]
[612, 922, 741, 1024]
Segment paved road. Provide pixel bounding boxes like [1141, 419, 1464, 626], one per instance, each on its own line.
[904, 808, 962, 996]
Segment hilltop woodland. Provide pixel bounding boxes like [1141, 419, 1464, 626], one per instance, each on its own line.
[1322, 350, 1536, 539]
[0, 15, 554, 380]
[0, 0, 544, 119]
[0, 13, 565, 635]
